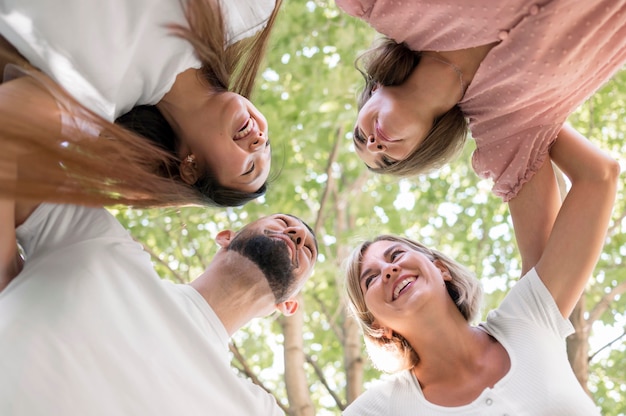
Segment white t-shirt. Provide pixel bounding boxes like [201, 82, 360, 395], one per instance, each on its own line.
[344, 269, 601, 416]
[0, 203, 284, 416]
[0, 0, 275, 120]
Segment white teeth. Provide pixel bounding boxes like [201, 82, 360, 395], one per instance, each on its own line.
[234, 118, 254, 139]
[393, 277, 416, 300]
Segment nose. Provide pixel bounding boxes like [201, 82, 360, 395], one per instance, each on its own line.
[382, 264, 399, 281]
[248, 131, 268, 152]
[366, 135, 385, 153]
[284, 225, 306, 251]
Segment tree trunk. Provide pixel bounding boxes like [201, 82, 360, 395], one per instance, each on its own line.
[282, 296, 315, 416]
[344, 310, 364, 405]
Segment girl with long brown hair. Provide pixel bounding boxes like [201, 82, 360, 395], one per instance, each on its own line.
[0, 0, 281, 207]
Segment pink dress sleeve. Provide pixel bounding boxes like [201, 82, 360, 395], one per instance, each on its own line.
[471, 124, 560, 202]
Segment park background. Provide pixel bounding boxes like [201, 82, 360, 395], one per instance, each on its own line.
[112, 1, 626, 414]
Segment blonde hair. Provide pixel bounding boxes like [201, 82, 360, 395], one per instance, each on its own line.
[0, 0, 282, 207]
[355, 37, 468, 177]
[344, 235, 483, 373]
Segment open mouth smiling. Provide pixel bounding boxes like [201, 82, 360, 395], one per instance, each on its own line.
[234, 117, 255, 140]
[392, 276, 417, 301]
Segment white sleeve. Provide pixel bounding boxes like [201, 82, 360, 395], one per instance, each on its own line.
[15, 204, 129, 261]
[221, 0, 276, 45]
[487, 267, 574, 339]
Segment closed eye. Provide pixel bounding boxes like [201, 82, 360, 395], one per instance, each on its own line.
[380, 155, 397, 167]
[390, 249, 404, 261]
[364, 275, 377, 289]
[353, 126, 367, 146]
[243, 162, 255, 176]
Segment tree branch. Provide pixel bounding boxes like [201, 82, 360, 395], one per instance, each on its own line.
[587, 279, 626, 328]
[314, 126, 343, 235]
[305, 353, 345, 410]
[137, 239, 186, 283]
[229, 341, 289, 414]
[310, 291, 344, 343]
[588, 329, 626, 363]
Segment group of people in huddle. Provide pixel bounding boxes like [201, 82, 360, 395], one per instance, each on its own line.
[0, 0, 624, 414]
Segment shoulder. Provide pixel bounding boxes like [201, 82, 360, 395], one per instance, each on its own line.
[334, 0, 376, 18]
[344, 371, 416, 416]
[485, 268, 573, 338]
[16, 204, 132, 258]
[221, 0, 277, 44]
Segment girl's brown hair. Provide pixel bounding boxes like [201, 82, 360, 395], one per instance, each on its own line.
[355, 37, 469, 178]
[0, 0, 281, 207]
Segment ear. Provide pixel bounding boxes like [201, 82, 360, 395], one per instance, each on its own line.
[381, 326, 393, 339]
[180, 154, 200, 185]
[275, 299, 299, 316]
[216, 230, 236, 248]
[433, 259, 452, 281]
[372, 320, 393, 339]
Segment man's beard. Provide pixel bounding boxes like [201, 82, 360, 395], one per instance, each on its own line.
[227, 233, 296, 303]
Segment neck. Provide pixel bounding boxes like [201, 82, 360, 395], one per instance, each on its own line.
[156, 68, 213, 132]
[409, 323, 499, 394]
[402, 55, 463, 117]
[190, 257, 276, 337]
[419, 53, 466, 101]
[420, 43, 497, 98]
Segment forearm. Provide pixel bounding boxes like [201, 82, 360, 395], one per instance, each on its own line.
[536, 125, 620, 317]
[508, 157, 561, 276]
[0, 198, 22, 291]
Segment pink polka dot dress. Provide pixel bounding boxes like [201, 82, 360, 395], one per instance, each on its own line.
[337, 0, 626, 200]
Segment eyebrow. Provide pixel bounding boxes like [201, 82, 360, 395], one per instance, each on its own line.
[359, 243, 400, 282]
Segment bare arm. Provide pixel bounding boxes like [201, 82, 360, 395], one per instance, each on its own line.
[534, 124, 619, 317]
[508, 156, 561, 276]
[0, 69, 59, 290]
[0, 198, 21, 291]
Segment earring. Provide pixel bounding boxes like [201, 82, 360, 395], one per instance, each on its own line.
[185, 154, 196, 165]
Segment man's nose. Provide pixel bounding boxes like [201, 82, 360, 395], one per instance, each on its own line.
[285, 226, 306, 249]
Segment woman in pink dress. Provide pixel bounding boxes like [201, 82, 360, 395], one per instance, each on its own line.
[338, 0, 625, 275]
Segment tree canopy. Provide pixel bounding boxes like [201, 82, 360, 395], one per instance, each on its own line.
[113, 1, 626, 414]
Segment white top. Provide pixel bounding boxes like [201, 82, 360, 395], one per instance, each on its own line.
[0, 0, 275, 120]
[343, 269, 601, 415]
[0, 203, 284, 416]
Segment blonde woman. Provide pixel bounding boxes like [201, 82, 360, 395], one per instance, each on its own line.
[343, 126, 619, 414]
[0, 0, 280, 207]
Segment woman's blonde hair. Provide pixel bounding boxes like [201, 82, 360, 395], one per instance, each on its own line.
[355, 37, 469, 178]
[344, 235, 483, 373]
[0, 0, 281, 207]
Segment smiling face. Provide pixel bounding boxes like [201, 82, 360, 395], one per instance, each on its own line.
[228, 214, 318, 302]
[179, 92, 271, 193]
[353, 85, 432, 170]
[355, 239, 451, 334]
